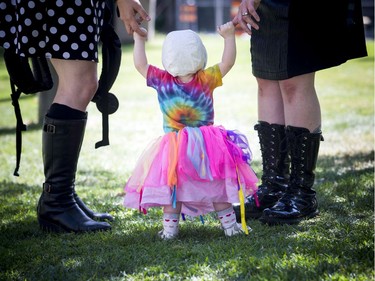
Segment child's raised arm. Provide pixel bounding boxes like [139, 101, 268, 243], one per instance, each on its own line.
[217, 22, 236, 78]
[133, 27, 149, 78]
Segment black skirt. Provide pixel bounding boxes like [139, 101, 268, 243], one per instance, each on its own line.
[0, 0, 106, 62]
[251, 0, 368, 80]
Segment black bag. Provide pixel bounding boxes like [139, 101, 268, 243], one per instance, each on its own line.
[4, 51, 53, 176]
[3, 0, 121, 176]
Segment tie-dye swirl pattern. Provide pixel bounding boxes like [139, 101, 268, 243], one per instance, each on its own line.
[147, 64, 223, 132]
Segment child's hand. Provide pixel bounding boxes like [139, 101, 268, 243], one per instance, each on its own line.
[217, 21, 235, 38]
[133, 27, 148, 41]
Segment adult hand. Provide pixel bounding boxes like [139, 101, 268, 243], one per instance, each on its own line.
[232, 0, 261, 35]
[117, 0, 150, 37]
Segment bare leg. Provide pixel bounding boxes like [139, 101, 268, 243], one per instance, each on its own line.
[280, 73, 321, 132]
[51, 58, 98, 111]
[163, 203, 182, 214]
[257, 78, 285, 125]
[213, 202, 232, 212]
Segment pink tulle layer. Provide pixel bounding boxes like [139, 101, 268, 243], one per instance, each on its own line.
[124, 125, 258, 217]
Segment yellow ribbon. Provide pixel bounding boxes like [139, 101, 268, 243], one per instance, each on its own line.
[236, 166, 249, 235]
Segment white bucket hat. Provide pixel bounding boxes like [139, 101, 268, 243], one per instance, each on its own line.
[162, 29, 207, 77]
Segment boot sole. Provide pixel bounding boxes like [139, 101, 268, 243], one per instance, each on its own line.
[38, 217, 72, 233]
[259, 210, 319, 225]
[38, 217, 111, 233]
[234, 209, 263, 222]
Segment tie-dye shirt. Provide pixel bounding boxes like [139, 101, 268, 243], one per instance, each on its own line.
[147, 64, 223, 133]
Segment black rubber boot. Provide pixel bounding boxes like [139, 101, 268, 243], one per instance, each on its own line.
[37, 116, 111, 233]
[234, 121, 290, 220]
[260, 126, 323, 225]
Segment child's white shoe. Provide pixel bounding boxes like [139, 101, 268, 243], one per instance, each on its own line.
[223, 222, 252, 237]
[157, 229, 178, 240]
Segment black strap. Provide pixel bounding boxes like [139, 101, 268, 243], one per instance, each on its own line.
[4, 50, 52, 176]
[10, 81, 27, 176]
[92, 1, 121, 148]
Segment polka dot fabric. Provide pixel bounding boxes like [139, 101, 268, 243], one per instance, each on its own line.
[0, 0, 106, 62]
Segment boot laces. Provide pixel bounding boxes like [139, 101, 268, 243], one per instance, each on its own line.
[259, 127, 279, 176]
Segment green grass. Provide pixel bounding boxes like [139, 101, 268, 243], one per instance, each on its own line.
[0, 36, 373, 281]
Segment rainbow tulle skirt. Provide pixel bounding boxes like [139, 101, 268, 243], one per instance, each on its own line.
[124, 125, 258, 217]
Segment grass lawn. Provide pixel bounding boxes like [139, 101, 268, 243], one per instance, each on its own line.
[0, 34, 373, 281]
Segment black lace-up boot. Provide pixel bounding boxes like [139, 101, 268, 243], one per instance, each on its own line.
[260, 126, 323, 225]
[37, 116, 112, 233]
[234, 121, 290, 220]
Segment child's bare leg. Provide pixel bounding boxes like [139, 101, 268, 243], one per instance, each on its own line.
[163, 202, 182, 214]
[214, 202, 250, 237]
[213, 202, 232, 212]
[158, 202, 182, 240]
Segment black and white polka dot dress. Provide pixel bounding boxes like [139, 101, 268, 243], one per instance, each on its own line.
[0, 0, 106, 62]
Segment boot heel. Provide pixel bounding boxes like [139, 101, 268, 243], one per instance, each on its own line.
[38, 217, 66, 233]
